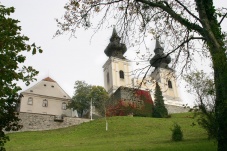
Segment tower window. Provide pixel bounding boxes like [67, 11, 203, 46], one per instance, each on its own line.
[168, 80, 173, 89]
[42, 99, 48, 107]
[62, 102, 67, 110]
[27, 97, 33, 105]
[119, 70, 124, 79]
[107, 72, 110, 84]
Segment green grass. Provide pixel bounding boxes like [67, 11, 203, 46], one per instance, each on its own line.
[5, 113, 216, 151]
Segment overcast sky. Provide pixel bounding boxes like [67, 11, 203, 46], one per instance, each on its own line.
[2, 0, 227, 106]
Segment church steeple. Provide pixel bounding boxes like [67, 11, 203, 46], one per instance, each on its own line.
[150, 39, 171, 69]
[104, 28, 127, 59]
[154, 39, 164, 54]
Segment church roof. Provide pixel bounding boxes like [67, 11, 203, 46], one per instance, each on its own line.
[150, 39, 171, 69]
[104, 27, 127, 59]
[22, 77, 71, 99]
[154, 39, 164, 54]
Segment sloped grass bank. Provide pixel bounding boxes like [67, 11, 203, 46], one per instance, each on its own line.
[6, 113, 216, 151]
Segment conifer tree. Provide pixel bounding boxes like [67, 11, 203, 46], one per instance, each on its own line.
[153, 82, 168, 118]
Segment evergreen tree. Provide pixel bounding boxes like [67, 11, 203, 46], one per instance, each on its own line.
[153, 82, 168, 118]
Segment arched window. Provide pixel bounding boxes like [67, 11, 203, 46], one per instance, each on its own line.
[42, 99, 48, 107]
[27, 97, 33, 105]
[119, 70, 124, 79]
[62, 102, 67, 110]
[168, 80, 173, 89]
[107, 72, 110, 84]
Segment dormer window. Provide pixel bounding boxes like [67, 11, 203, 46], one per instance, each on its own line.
[42, 99, 48, 107]
[27, 97, 33, 105]
[119, 70, 124, 79]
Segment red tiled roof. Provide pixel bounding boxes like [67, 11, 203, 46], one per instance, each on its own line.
[42, 77, 56, 82]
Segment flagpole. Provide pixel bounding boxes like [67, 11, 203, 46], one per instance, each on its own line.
[90, 98, 93, 120]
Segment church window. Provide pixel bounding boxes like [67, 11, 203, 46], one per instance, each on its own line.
[42, 99, 48, 107]
[27, 97, 33, 105]
[62, 102, 67, 110]
[119, 70, 124, 79]
[107, 72, 110, 84]
[168, 80, 173, 89]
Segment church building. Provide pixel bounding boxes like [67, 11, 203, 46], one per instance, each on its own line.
[103, 28, 187, 113]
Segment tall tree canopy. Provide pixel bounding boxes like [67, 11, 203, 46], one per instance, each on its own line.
[56, 0, 227, 150]
[0, 4, 42, 151]
[68, 81, 109, 117]
[89, 86, 109, 116]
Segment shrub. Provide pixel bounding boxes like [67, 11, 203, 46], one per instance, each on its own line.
[171, 123, 183, 141]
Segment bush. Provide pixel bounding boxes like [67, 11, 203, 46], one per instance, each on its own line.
[171, 123, 183, 141]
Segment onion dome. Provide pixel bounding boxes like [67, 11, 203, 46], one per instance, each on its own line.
[104, 28, 127, 59]
[150, 39, 171, 69]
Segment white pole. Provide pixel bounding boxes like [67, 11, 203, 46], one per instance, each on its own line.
[90, 98, 93, 120]
[105, 108, 108, 131]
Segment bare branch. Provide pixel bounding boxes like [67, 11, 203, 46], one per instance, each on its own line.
[136, 0, 203, 34]
[175, 0, 201, 23]
[218, 12, 227, 25]
[166, 36, 205, 56]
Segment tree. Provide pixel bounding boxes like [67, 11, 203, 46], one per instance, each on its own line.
[171, 123, 183, 142]
[153, 82, 168, 118]
[89, 86, 109, 116]
[56, 0, 227, 150]
[69, 81, 92, 117]
[0, 5, 42, 151]
[184, 70, 217, 139]
[68, 81, 109, 117]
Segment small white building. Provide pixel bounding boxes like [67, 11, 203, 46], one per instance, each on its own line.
[19, 77, 73, 117]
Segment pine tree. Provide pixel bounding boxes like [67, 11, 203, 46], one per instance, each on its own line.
[153, 82, 168, 118]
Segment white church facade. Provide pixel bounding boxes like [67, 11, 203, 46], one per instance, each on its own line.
[102, 28, 187, 113]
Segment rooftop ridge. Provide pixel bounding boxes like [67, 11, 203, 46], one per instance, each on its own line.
[42, 77, 56, 82]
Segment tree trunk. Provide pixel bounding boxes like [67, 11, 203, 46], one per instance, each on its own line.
[80, 110, 83, 118]
[211, 48, 227, 151]
[195, 1, 227, 150]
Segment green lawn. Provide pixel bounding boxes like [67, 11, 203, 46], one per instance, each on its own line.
[5, 113, 216, 151]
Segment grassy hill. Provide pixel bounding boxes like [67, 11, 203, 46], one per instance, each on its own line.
[5, 113, 216, 151]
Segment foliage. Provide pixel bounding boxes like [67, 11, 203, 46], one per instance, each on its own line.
[106, 100, 136, 116]
[68, 81, 109, 117]
[68, 81, 91, 117]
[57, 0, 227, 150]
[184, 70, 217, 139]
[134, 100, 153, 117]
[5, 113, 216, 151]
[106, 89, 153, 117]
[0, 4, 42, 151]
[153, 82, 168, 118]
[134, 89, 154, 117]
[171, 123, 183, 141]
[89, 86, 109, 116]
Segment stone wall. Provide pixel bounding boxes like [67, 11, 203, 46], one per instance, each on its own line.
[165, 104, 190, 114]
[17, 112, 90, 132]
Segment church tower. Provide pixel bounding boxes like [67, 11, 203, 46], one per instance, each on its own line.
[150, 40, 181, 106]
[103, 28, 131, 94]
